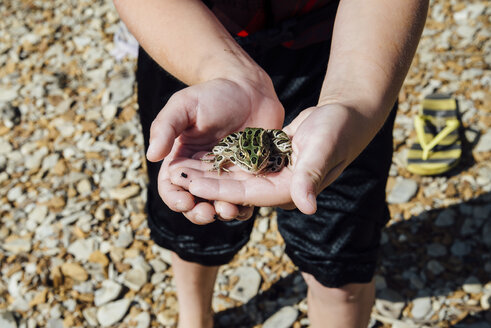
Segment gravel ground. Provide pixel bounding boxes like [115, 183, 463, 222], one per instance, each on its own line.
[0, 0, 490, 327]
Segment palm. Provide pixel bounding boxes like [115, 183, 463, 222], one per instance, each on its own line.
[149, 78, 285, 223]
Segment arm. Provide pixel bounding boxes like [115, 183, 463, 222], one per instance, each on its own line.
[113, 0, 267, 85]
[113, 0, 285, 223]
[287, 0, 429, 213]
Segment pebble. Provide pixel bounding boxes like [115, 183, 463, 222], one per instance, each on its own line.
[102, 104, 118, 122]
[411, 297, 432, 320]
[375, 289, 406, 319]
[114, 225, 133, 248]
[94, 280, 122, 306]
[229, 267, 262, 303]
[108, 185, 140, 200]
[96, 298, 131, 327]
[61, 262, 89, 281]
[134, 311, 151, 328]
[475, 131, 491, 152]
[427, 260, 445, 275]
[426, 243, 447, 257]
[451, 241, 471, 257]
[387, 178, 418, 204]
[67, 238, 96, 261]
[262, 306, 298, 328]
[123, 268, 148, 291]
[82, 307, 99, 326]
[0, 311, 17, 328]
[3, 238, 32, 254]
[463, 277, 483, 294]
[434, 208, 456, 227]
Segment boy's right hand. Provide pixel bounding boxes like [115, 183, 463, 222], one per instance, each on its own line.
[146, 76, 284, 225]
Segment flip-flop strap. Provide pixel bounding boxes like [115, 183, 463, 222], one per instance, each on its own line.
[414, 115, 460, 160]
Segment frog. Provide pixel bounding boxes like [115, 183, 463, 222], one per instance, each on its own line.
[202, 127, 292, 175]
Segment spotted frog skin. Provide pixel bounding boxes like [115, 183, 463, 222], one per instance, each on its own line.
[203, 127, 292, 175]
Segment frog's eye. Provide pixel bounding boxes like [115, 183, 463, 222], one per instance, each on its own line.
[238, 150, 247, 159]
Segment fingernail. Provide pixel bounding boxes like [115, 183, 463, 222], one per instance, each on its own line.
[147, 142, 157, 159]
[307, 192, 317, 211]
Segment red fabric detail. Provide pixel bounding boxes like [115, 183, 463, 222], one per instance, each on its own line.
[282, 40, 294, 48]
[300, 0, 318, 14]
[237, 30, 249, 37]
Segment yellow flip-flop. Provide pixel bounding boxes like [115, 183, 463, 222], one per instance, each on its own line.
[406, 95, 462, 175]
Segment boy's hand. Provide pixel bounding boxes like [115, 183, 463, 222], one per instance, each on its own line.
[147, 77, 285, 224]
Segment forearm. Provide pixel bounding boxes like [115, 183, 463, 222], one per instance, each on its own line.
[320, 0, 428, 125]
[113, 0, 267, 85]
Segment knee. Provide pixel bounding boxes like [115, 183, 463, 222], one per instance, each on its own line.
[301, 272, 374, 305]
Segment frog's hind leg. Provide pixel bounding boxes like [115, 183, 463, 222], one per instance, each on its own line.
[265, 154, 286, 173]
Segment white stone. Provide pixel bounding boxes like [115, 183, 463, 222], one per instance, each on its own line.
[3, 238, 32, 254]
[7, 186, 23, 202]
[94, 280, 122, 306]
[0, 311, 17, 328]
[149, 259, 167, 273]
[411, 297, 432, 320]
[28, 205, 48, 224]
[0, 138, 13, 154]
[475, 131, 491, 152]
[262, 306, 298, 328]
[96, 299, 131, 327]
[134, 311, 150, 328]
[108, 72, 135, 104]
[102, 104, 118, 122]
[229, 267, 262, 303]
[463, 276, 483, 294]
[387, 178, 418, 204]
[0, 86, 19, 102]
[123, 268, 148, 291]
[76, 178, 92, 196]
[67, 238, 96, 261]
[101, 167, 123, 189]
[82, 307, 98, 326]
[114, 225, 133, 248]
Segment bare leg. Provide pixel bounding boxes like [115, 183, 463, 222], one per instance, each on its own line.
[172, 252, 219, 328]
[302, 273, 375, 328]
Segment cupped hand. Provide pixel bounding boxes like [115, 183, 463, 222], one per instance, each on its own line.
[147, 77, 285, 224]
[169, 103, 375, 215]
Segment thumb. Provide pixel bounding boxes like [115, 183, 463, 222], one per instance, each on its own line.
[146, 92, 197, 162]
[290, 140, 327, 215]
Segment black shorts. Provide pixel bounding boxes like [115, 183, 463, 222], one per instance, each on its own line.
[136, 40, 396, 288]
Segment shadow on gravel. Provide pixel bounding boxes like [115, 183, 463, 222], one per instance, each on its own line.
[377, 191, 491, 326]
[214, 271, 307, 328]
[214, 192, 491, 328]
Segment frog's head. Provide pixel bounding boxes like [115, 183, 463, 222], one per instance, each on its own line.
[236, 128, 271, 173]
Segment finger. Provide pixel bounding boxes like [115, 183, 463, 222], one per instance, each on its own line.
[147, 93, 197, 162]
[236, 205, 254, 220]
[214, 201, 240, 221]
[157, 178, 196, 212]
[183, 201, 217, 225]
